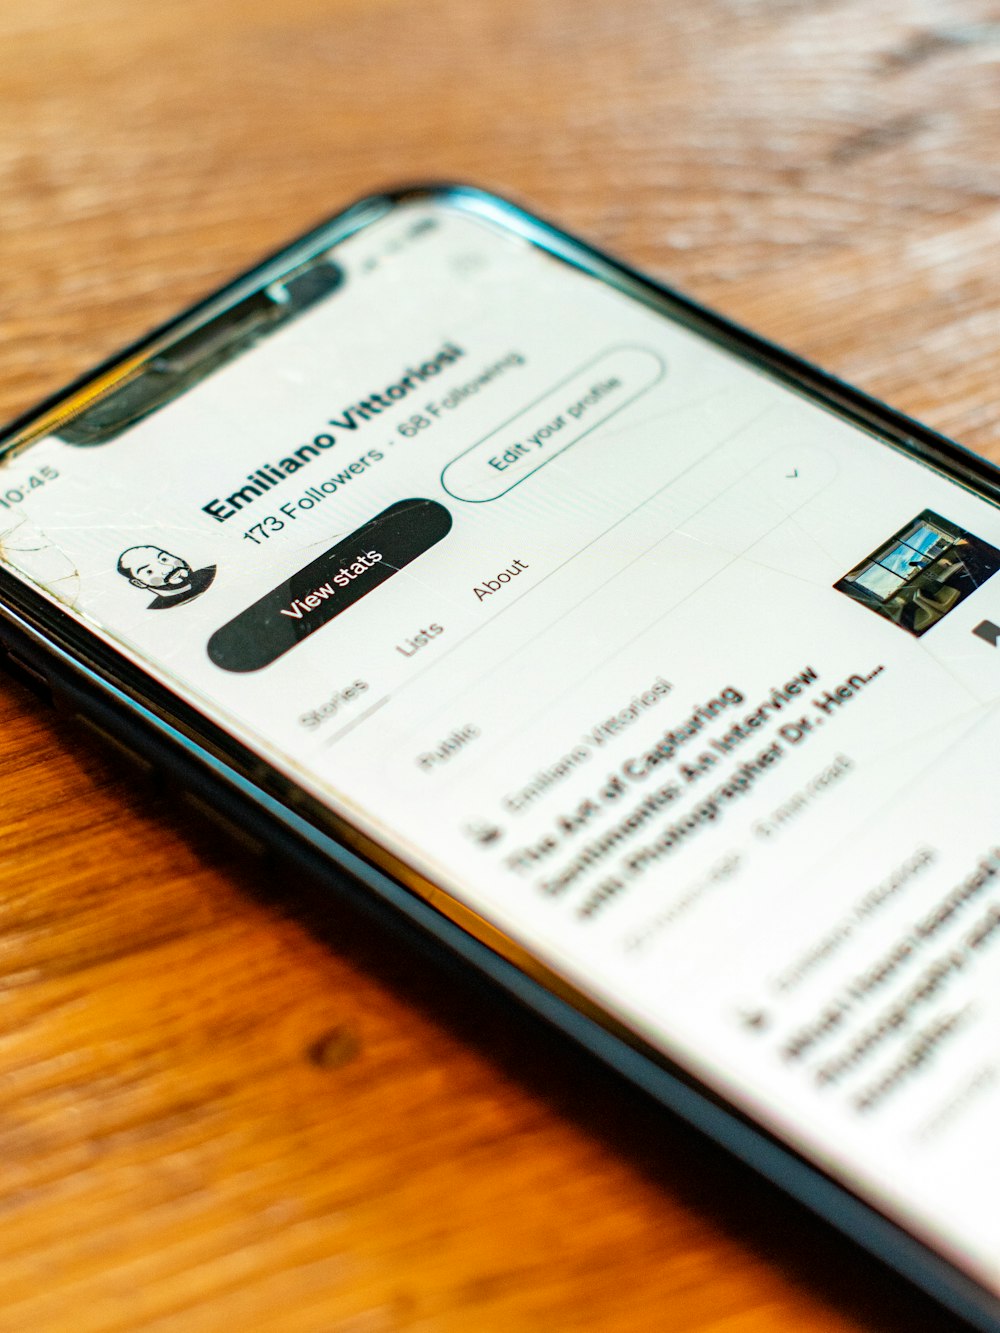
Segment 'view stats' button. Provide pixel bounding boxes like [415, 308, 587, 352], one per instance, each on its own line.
[207, 498, 452, 673]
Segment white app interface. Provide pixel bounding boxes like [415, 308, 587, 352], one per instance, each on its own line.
[4, 201, 1000, 1290]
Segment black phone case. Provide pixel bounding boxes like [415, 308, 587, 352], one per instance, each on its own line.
[1, 183, 997, 1331]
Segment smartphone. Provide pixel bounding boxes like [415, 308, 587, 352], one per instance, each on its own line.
[2, 184, 999, 1328]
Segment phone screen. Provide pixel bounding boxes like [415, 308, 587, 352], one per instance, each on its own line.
[4, 196, 1000, 1294]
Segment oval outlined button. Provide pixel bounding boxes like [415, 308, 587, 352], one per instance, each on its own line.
[207, 498, 452, 673]
[440, 345, 665, 503]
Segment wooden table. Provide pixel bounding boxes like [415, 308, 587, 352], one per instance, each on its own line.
[2, 2, 998, 1328]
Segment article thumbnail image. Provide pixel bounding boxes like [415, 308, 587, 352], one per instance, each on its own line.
[834, 509, 1000, 636]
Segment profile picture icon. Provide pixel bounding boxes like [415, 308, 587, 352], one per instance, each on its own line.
[117, 545, 216, 610]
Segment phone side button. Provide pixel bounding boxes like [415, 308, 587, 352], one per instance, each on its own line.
[74, 714, 157, 778]
[2, 649, 54, 705]
[179, 791, 269, 860]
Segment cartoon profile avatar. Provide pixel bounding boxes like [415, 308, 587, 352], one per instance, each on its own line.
[116, 545, 216, 610]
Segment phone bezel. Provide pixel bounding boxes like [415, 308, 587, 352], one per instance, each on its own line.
[1, 183, 998, 1330]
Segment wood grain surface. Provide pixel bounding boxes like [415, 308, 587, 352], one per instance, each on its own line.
[2, 1, 999, 1329]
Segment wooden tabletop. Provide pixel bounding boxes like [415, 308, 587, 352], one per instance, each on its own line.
[2, 2, 998, 1328]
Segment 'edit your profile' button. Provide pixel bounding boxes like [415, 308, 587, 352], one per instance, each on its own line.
[440, 345, 665, 503]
